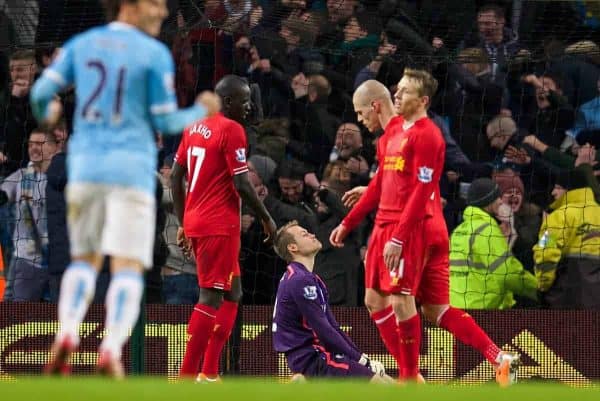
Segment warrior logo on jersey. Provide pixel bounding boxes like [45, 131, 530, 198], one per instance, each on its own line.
[235, 148, 246, 162]
[417, 166, 434, 183]
[303, 285, 318, 300]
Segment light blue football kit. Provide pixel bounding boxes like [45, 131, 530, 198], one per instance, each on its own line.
[31, 21, 206, 196]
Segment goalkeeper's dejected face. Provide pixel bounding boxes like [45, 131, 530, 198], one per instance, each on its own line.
[287, 225, 322, 259]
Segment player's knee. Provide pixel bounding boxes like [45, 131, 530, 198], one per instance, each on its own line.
[420, 304, 447, 325]
[363, 295, 380, 314]
[364, 290, 389, 314]
[391, 294, 417, 318]
[198, 288, 224, 309]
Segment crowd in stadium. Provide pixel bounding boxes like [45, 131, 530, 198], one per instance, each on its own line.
[0, 0, 599, 313]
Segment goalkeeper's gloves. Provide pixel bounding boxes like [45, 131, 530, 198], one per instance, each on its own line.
[358, 354, 386, 377]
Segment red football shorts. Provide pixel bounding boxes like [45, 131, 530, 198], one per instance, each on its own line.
[364, 217, 449, 304]
[191, 234, 241, 291]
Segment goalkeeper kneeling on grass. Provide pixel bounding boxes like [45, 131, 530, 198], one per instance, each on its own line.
[272, 220, 393, 383]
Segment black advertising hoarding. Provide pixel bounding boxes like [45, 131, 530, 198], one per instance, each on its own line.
[0, 303, 598, 385]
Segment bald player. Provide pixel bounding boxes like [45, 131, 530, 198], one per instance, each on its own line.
[331, 74, 520, 386]
[330, 79, 406, 377]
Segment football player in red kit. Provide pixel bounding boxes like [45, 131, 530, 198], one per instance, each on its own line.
[330, 71, 519, 386]
[171, 75, 277, 381]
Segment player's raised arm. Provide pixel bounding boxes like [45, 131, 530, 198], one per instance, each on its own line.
[30, 44, 74, 126]
[147, 46, 220, 134]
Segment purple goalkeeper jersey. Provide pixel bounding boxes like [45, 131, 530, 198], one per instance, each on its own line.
[272, 262, 362, 362]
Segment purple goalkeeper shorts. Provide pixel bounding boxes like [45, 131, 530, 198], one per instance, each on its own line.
[285, 346, 373, 378]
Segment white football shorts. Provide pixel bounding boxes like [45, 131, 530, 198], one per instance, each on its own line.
[66, 183, 156, 268]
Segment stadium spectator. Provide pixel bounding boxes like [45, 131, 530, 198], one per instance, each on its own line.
[312, 181, 362, 306]
[158, 154, 198, 305]
[264, 159, 318, 231]
[45, 121, 69, 302]
[534, 169, 600, 309]
[353, 31, 400, 90]
[272, 220, 391, 382]
[315, 0, 358, 49]
[549, 41, 600, 108]
[322, 161, 352, 193]
[449, 178, 538, 309]
[240, 154, 283, 305]
[287, 74, 339, 172]
[1, 0, 38, 47]
[325, 12, 380, 94]
[485, 116, 523, 172]
[442, 47, 504, 164]
[520, 72, 574, 150]
[1, 49, 38, 175]
[252, 118, 290, 166]
[45, 124, 111, 304]
[330, 122, 372, 186]
[505, 130, 600, 206]
[566, 77, 600, 139]
[1, 128, 58, 301]
[458, 3, 523, 85]
[0, 9, 16, 91]
[493, 172, 542, 272]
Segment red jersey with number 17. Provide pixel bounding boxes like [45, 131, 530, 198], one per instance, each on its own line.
[174, 113, 248, 238]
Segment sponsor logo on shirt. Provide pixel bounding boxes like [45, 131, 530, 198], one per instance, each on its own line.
[399, 138, 408, 152]
[235, 148, 246, 163]
[383, 155, 405, 171]
[417, 166, 434, 183]
[303, 285, 318, 300]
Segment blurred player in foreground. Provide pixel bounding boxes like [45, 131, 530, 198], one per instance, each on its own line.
[171, 75, 277, 381]
[330, 74, 519, 386]
[31, 0, 220, 377]
[273, 220, 393, 383]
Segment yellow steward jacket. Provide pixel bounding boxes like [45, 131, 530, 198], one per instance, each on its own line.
[533, 187, 600, 308]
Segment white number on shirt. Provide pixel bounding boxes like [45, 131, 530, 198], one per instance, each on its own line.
[187, 146, 206, 192]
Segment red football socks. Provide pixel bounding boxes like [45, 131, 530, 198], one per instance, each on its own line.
[438, 306, 501, 365]
[371, 305, 403, 369]
[397, 313, 421, 379]
[179, 303, 217, 377]
[201, 300, 239, 377]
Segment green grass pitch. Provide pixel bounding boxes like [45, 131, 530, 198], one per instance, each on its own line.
[1, 378, 599, 401]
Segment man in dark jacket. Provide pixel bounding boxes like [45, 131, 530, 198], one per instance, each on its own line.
[313, 183, 362, 306]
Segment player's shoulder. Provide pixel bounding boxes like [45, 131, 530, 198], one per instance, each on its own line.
[415, 117, 443, 141]
[60, 25, 103, 51]
[216, 114, 244, 132]
[103, 22, 169, 54]
[144, 34, 172, 56]
[287, 271, 320, 302]
[284, 264, 315, 287]
[212, 114, 246, 140]
[385, 115, 404, 133]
